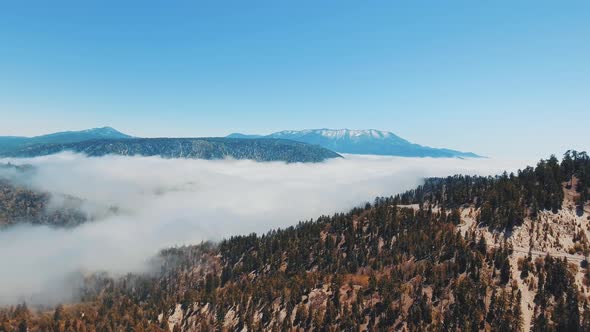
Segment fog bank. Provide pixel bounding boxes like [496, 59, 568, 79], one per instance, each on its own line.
[0, 153, 530, 305]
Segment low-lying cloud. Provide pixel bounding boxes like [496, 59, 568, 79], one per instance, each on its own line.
[0, 153, 532, 305]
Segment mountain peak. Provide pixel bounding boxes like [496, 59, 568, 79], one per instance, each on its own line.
[85, 126, 117, 132]
[314, 128, 401, 140]
[81, 126, 131, 137]
[0, 127, 133, 153]
[233, 128, 481, 158]
[270, 128, 410, 145]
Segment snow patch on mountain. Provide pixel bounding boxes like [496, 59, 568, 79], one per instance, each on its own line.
[232, 128, 480, 158]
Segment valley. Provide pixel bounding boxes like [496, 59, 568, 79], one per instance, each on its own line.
[0, 151, 587, 331]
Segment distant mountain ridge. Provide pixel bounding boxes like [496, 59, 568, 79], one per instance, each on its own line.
[0, 127, 132, 153]
[228, 128, 481, 158]
[0, 127, 479, 161]
[3, 137, 341, 163]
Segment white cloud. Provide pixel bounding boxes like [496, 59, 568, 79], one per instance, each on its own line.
[0, 153, 531, 305]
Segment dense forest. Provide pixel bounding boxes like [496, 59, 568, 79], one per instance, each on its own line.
[2, 138, 342, 163]
[0, 151, 589, 331]
[399, 150, 590, 230]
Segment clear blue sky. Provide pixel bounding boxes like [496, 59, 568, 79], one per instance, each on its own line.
[0, 1, 588, 159]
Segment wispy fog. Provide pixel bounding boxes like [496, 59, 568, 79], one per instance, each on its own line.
[0, 153, 531, 305]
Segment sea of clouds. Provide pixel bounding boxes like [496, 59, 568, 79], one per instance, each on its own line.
[0, 152, 533, 305]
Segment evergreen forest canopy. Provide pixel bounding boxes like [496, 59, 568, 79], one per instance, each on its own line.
[399, 150, 590, 230]
[1, 137, 342, 163]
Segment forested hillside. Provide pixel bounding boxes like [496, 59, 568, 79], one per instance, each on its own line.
[399, 150, 590, 229]
[2, 138, 342, 163]
[0, 163, 87, 228]
[1, 151, 589, 331]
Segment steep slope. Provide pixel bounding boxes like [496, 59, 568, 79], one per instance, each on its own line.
[230, 128, 481, 158]
[5, 137, 342, 163]
[0, 127, 132, 154]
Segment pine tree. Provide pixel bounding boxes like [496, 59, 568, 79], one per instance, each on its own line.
[565, 287, 581, 332]
[500, 257, 511, 285]
[18, 319, 28, 332]
[513, 290, 523, 331]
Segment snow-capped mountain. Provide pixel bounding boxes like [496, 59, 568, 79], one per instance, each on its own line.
[228, 129, 481, 158]
[270, 129, 408, 142]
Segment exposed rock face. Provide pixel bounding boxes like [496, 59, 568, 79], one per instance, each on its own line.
[168, 304, 184, 331]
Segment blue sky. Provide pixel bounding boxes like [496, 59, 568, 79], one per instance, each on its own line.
[0, 1, 588, 159]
